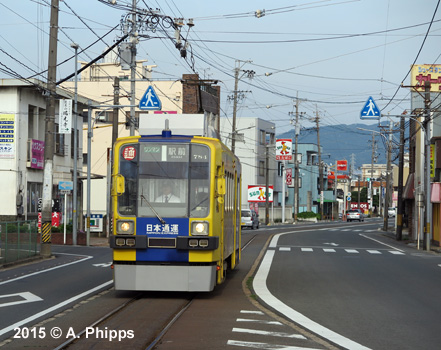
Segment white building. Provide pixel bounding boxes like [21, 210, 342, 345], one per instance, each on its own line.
[219, 117, 285, 220]
[0, 79, 92, 222]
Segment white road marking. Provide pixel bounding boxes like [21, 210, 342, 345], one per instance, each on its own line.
[232, 328, 307, 339]
[92, 262, 112, 267]
[367, 250, 381, 254]
[237, 318, 283, 326]
[227, 340, 322, 349]
[240, 310, 264, 315]
[0, 280, 113, 336]
[389, 251, 405, 255]
[0, 292, 42, 308]
[323, 249, 336, 253]
[359, 234, 405, 253]
[0, 253, 93, 286]
[301, 248, 313, 252]
[345, 249, 359, 254]
[254, 243, 372, 350]
[280, 247, 291, 252]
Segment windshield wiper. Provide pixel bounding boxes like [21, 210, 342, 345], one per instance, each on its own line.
[141, 194, 166, 224]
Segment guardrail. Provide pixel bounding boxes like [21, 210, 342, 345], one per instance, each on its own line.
[0, 220, 38, 265]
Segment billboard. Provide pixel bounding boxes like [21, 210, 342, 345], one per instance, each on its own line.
[248, 185, 273, 203]
[411, 64, 441, 92]
[275, 139, 292, 160]
[336, 160, 348, 171]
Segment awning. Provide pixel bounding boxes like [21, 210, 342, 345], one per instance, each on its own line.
[403, 173, 415, 200]
[431, 183, 441, 203]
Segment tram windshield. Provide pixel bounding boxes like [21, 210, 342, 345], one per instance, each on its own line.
[117, 142, 210, 218]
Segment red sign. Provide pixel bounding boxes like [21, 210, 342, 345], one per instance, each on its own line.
[286, 168, 292, 186]
[52, 212, 61, 227]
[122, 146, 136, 160]
[351, 202, 370, 210]
[336, 160, 347, 171]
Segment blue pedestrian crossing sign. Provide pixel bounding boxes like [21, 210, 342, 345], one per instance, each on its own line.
[139, 86, 162, 110]
[360, 96, 380, 120]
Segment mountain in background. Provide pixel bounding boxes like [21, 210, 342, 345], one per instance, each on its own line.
[277, 122, 404, 171]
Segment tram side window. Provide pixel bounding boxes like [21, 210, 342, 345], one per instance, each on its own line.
[118, 150, 138, 215]
[190, 145, 210, 218]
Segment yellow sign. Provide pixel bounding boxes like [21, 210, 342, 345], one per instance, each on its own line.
[411, 64, 441, 92]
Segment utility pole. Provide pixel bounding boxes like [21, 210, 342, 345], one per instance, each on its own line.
[231, 60, 253, 154]
[294, 95, 301, 222]
[71, 43, 79, 245]
[265, 145, 270, 225]
[424, 81, 432, 250]
[369, 133, 376, 216]
[231, 65, 239, 154]
[41, 0, 59, 257]
[112, 78, 120, 146]
[129, 0, 137, 136]
[314, 107, 324, 219]
[396, 114, 405, 240]
[383, 121, 392, 231]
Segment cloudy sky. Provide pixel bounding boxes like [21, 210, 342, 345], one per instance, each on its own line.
[1, 0, 439, 136]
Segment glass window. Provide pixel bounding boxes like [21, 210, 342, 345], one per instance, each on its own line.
[117, 142, 210, 218]
[27, 182, 42, 214]
[117, 144, 138, 215]
[190, 144, 210, 217]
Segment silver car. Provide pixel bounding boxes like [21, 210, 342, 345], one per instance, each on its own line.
[241, 209, 259, 229]
[346, 209, 364, 222]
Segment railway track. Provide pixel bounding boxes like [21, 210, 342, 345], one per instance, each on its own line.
[57, 235, 258, 349]
[54, 292, 195, 349]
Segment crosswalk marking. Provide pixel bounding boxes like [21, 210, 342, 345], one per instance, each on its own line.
[227, 340, 323, 349]
[237, 318, 283, 325]
[276, 248, 406, 256]
[232, 328, 307, 340]
[240, 310, 264, 315]
[323, 248, 336, 253]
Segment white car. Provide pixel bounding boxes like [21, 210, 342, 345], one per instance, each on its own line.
[388, 207, 396, 218]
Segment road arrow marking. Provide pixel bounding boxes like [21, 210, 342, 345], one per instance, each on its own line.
[0, 292, 42, 308]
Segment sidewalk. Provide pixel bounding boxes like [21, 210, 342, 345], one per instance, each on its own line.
[382, 227, 441, 254]
[89, 235, 109, 247]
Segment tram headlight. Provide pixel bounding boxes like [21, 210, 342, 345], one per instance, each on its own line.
[117, 220, 134, 234]
[191, 221, 208, 236]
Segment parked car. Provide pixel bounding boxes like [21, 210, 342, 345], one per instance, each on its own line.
[388, 207, 396, 218]
[346, 209, 365, 222]
[241, 209, 259, 229]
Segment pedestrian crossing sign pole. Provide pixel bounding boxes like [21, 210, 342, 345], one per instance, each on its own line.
[360, 96, 380, 120]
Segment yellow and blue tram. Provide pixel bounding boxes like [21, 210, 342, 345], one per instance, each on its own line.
[110, 127, 241, 291]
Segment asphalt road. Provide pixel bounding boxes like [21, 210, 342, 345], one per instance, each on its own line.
[0, 244, 112, 342]
[2, 220, 440, 350]
[254, 220, 441, 350]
